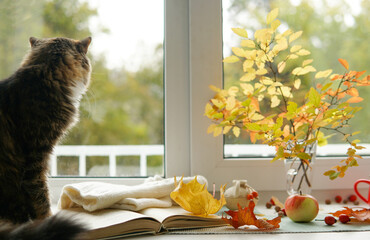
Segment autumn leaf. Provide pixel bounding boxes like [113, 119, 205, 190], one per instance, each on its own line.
[330, 207, 370, 222]
[266, 8, 279, 25]
[224, 55, 240, 63]
[170, 176, 226, 216]
[338, 58, 349, 70]
[232, 28, 249, 38]
[347, 96, 363, 103]
[222, 201, 281, 229]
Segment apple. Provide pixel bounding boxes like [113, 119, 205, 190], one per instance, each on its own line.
[284, 194, 319, 223]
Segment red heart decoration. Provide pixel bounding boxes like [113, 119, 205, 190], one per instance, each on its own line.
[354, 179, 370, 205]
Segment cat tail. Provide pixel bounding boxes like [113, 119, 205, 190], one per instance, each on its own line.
[0, 214, 88, 240]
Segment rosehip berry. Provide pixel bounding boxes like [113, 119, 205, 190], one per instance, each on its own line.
[278, 211, 285, 217]
[354, 200, 360, 205]
[252, 191, 259, 198]
[324, 216, 337, 226]
[325, 199, 331, 205]
[275, 206, 281, 212]
[335, 195, 342, 203]
[348, 194, 357, 202]
[281, 208, 287, 216]
[343, 199, 348, 204]
[247, 194, 253, 200]
[338, 214, 350, 224]
[266, 202, 272, 209]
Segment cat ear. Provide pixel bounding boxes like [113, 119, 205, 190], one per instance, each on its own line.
[29, 37, 38, 47]
[79, 37, 92, 54]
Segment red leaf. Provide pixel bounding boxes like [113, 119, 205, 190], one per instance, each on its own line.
[222, 201, 281, 229]
[338, 58, 349, 70]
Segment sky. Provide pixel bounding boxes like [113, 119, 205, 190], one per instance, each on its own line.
[83, 0, 164, 71]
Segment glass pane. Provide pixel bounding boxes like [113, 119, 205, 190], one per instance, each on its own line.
[222, 0, 369, 158]
[0, 0, 164, 176]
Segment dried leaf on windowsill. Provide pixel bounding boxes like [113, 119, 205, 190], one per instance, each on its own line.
[330, 207, 370, 222]
[170, 176, 226, 217]
[222, 201, 281, 229]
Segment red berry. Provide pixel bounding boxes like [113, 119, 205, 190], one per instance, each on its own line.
[338, 214, 350, 224]
[266, 202, 272, 209]
[348, 194, 357, 202]
[324, 216, 337, 226]
[252, 191, 259, 198]
[275, 206, 281, 212]
[281, 208, 287, 216]
[325, 199, 331, 205]
[335, 195, 342, 203]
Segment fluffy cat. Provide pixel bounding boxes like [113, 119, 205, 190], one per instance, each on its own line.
[0, 36, 92, 239]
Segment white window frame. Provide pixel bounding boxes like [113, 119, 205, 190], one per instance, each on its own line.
[49, 0, 370, 201]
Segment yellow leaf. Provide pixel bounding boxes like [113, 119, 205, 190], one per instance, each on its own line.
[255, 28, 273, 44]
[289, 31, 303, 43]
[277, 61, 286, 73]
[241, 83, 254, 95]
[338, 58, 349, 70]
[204, 103, 213, 116]
[294, 79, 301, 89]
[223, 126, 232, 134]
[256, 68, 268, 75]
[240, 73, 256, 82]
[170, 176, 226, 216]
[287, 54, 298, 60]
[271, 95, 280, 108]
[292, 67, 303, 75]
[232, 28, 249, 38]
[261, 77, 274, 85]
[213, 126, 223, 137]
[266, 8, 279, 24]
[233, 126, 241, 137]
[251, 113, 265, 121]
[274, 38, 288, 52]
[282, 29, 293, 37]
[290, 45, 302, 53]
[255, 83, 266, 92]
[228, 86, 239, 96]
[211, 99, 224, 109]
[209, 85, 221, 92]
[223, 55, 240, 63]
[207, 124, 217, 134]
[281, 86, 293, 98]
[232, 47, 245, 57]
[267, 86, 277, 95]
[296, 49, 311, 56]
[271, 19, 281, 31]
[304, 65, 316, 72]
[226, 97, 236, 110]
[315, 69, 333, 79]
[302, 59, 313, 67]
[241, 39, 256, 48]
[243, 60, 254, 71]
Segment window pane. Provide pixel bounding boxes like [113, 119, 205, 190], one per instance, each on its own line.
[0, 0, 164, 176]
[222, 0, 369, 157]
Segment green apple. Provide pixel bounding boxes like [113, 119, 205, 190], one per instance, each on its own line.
[284, 194, 319, 222]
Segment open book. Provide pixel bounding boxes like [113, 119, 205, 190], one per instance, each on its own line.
[60, 207, 226, 239]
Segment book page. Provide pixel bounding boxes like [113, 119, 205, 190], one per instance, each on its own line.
[60, 207, 161, 239]
[140, 206, 226, 230]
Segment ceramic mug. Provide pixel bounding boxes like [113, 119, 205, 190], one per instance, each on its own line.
[354, 179, 370, 205]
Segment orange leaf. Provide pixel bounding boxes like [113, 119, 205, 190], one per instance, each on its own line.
[338, 58, 349, 70]
[222, 202, 281, 229]
[347, 96, 363, 103]
[330, 207, 370, 222]
[347, 88, 359, 97]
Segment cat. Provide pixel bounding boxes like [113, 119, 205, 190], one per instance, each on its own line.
[0, 36, 92, 239]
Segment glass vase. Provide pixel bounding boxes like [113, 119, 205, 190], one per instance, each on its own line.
[284, 143, 317, 195]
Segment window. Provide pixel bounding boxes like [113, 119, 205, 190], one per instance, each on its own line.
[0, 0, 165, 178]
[222, 0, 370, 158]
[1, 0, 368, 199]
[188, 0, 370, 191]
